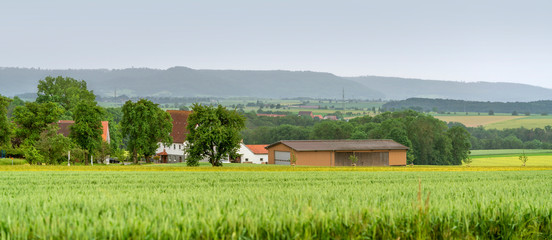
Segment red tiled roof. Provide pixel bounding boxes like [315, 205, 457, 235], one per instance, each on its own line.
[56, 120, 110, 142]
[256, 114, 287, 117]
[167, 110, 192, 143]
[246, 144, 269, 154]
[266, 140, 409, 151]
[314, 115, 323, 119]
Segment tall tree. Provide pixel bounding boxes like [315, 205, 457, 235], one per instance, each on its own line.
[12, 102, 64, 145]
[70, 102, 104, 164]
[186, 104, 245, 167]
[36, 76, 96, 117]
[447, 126, 472, 165]
[121, 99, 173, 164]
[0, 95, 12, 146]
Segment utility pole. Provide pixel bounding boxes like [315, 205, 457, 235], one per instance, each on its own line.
[342, 87, 345, 110]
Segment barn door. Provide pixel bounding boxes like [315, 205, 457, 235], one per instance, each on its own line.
[274, 151, 291, 165]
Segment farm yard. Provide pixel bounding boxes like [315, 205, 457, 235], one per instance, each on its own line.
[1, 166, 552, 239]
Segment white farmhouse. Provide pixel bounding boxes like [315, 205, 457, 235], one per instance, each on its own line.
[156, 110, 191, 163]
[236, 143, 269, 164]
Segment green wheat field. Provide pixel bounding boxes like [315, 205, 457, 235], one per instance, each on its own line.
[1, 167, 552, 239]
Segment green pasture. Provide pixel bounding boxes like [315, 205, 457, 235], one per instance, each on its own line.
[468, 150, 552, 166]
[1, 169, 552, 239]
[0, 158, 26, 165]
[485, 115, 552, 130]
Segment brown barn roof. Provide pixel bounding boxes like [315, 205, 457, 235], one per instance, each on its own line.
[266, 140, 409, 151]
[167, 110, 192, 143]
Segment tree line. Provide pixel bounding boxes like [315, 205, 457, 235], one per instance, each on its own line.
[1, 76, 245, 167]
[242, 110, 472, 165]
[383, 98, 552, 114]
[465, 125, 552, 150]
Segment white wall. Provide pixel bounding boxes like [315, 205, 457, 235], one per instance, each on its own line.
[237, 143, 268, 164]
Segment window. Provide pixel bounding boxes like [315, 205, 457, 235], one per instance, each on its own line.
[245, 158, 249, 162]
[260, 158, 264, 161]
[173, 145, 176, 150]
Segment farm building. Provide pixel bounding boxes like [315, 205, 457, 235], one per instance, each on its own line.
[56, 120, 110, 143]
[156, 110, 192, 163]
[265, 140, 409, 166]
[234, 143, 269, 164]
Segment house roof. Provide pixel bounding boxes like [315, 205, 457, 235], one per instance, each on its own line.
[256, 113, 287, 117]
[167, 110, 192, 143]
[266, 140, 409, 151]
[298, 111, 313, 116]
[56, 120, 110, 142]
[314, 115, 323, 119]
[246, 144, 269, 154]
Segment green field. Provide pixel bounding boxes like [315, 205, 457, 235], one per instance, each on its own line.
[485, 115, 552, 129]
[0, 158, 25, 165]
[468, 150, 552, 167]
[1, 166, 552, 239]
[434, 115, 552, 129]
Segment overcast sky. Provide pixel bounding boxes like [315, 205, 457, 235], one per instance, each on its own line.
[1, 0, 551, 88]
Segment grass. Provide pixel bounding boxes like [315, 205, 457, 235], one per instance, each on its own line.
[434, 114, 552, 129]
[433, 115, 524, 127]
[468, 150, 552, 166]
[485, 115, 552, 129]
[0, 158, 26, 165]
[470, 149, 552, 156]
[0, 169, 551, 239]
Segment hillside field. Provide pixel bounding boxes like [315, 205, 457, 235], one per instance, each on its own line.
[1, 165, 552, 239]
[434, 115, 552, 129]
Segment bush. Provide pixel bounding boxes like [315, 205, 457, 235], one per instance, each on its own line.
[24, 146, 44, 165]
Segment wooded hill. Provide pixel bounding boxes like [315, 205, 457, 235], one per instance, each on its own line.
[383, 98, 552, 114]
[2, 67, 552, 102]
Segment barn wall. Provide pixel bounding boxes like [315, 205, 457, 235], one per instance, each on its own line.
[335, 151, 389, 166]
[295, 151, 332, 166]
[389, 150, 407, 166]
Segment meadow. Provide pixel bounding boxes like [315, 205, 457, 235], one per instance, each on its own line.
[434, 114, 552, 129]
[1, 166, 552, 239]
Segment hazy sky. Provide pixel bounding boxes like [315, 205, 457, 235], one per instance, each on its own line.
[1, 0, 551, 88]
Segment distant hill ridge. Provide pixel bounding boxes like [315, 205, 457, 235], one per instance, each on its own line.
[1, 67, 551, 102]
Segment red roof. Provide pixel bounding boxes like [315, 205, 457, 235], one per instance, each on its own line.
[56, 120, 110, 142]
[167, 110, 192, 143]
[257, 114, 287, 117]
[246, 144, 269, 154]
[157, 149, 168, 156]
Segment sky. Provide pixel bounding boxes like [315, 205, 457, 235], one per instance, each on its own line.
[1, 0, 551, 88]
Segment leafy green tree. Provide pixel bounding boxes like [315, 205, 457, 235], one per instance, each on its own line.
[35, 125, 73, 164]
[186, 104, 245, 167]
[311, 121, 353, 139]
[446, 126, 472, 165]
[12, 102, 64, 145]
[6, 96, 24, 119]
[0, 95, 12, 146]
[121, 99, 173, 164]
[36, 76, 96, 117]
[70, 102, 104, 164]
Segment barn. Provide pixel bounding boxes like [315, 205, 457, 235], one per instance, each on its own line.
[265, 140, 409, 166]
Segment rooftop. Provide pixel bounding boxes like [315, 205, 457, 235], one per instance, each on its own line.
[266, 140, 409, 151]
[246, 144, 269, 154]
